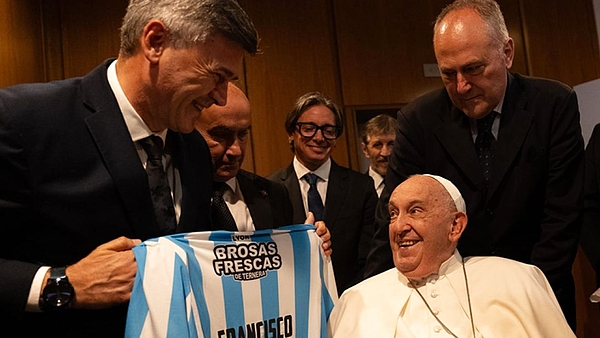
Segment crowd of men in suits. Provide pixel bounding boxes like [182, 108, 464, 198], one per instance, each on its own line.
[1, 0, 598, 336]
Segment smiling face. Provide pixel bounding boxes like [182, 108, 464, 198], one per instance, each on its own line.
[128, 23, 245, 133]
[155, 34, 244, 133]
[362, 132, 395, 176]
[196, 84, 250, 182]
[290, 105, 338, 171]
[388, 175, 465, 279]
[434, 8, 513, 119]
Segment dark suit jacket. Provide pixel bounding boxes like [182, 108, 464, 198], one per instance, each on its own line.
[235, 169, 294, 230]
[581, 123, 600, 284]
[365, 72, 584, 328]
[268, 160, 378, 294]
[0, 60, 213, 336]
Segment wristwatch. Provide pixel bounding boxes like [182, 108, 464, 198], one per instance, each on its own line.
[40, 266, 74, 311]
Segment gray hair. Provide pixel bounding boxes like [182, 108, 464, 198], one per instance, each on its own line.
[119, 0, 259, 57]
[361, 114, 399, 144]
[434, 0, 509, 53]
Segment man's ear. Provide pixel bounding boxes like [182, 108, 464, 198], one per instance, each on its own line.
[140, 20, 168, 63]
[449, 211, 467, 242]
[361, 142, 369, 158]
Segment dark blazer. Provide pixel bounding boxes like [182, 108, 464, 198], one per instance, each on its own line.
[581, 123, 600, 284]
[236, 169, 294, 230]
[0, 60, 213, 336]
[268, 160, 378, 294]
[365, 72, 584, 328]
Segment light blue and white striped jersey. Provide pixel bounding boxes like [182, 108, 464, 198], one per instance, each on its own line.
[125, 224, 338, 338]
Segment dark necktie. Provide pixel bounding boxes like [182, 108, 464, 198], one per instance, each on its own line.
[140, 136, 176, 234]
[304, 173, 324, 221]
[475, 111, 498, 182]
[211, 182, 238, 231]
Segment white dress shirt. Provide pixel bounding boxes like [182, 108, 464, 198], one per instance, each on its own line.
[368, 167, 385, 198]
[293, 156, 330, 215]
[221, 177, 255, 232]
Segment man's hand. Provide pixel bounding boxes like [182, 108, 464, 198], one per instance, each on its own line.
[58, 236, 141, 309]
[315, 221, 332, 256]
[305, 212, 332, 256]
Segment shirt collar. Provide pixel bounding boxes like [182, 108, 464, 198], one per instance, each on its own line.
[368, 166, 384, 187]
[107, 60, 168, 145]
[403, 250, 463, 287]
[293, 156, 331, 181]
[224, 176, 238, 193]
[493, 91, 505, 116]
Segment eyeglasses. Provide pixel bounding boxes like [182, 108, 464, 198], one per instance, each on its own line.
[296, 122, 341, 140]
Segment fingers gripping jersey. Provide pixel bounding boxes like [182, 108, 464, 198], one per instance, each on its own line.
[125, 224, 338, 338]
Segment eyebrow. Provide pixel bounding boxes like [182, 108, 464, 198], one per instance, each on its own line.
[209, 125, 236, 134]
[390, 198, 424, 210]
[210, 125, 250, 134]
[218, 67, 238, 81]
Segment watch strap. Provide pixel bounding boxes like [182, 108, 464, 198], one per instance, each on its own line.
[50, 266, 67, 279]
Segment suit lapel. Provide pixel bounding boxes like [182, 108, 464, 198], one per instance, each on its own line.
[238, 170, 274, 230]
[169, 131, 211, 233]
[83, 92, 159, 239]
[324, 161, 348, 227]
[436, 106, 484, 187]
[278, 165, 306, 224]
[488, 74, 533, 200]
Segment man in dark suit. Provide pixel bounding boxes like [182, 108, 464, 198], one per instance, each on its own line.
[581, 123, 600, 284]
[365, 0, 583, 329]
[361, 114, 399, 198]
[195, 84, 331, 253]
[197, 83, 293, 231]
[268, 92, 377, 294]
[0, 0, 258, 336]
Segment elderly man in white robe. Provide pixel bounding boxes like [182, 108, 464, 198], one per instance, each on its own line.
[328, 174, 575, 337]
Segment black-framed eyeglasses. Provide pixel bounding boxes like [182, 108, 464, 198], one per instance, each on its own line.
[296, 122, 341, 140]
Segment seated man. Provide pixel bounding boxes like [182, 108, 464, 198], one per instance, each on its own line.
[328, 174, 574, 337]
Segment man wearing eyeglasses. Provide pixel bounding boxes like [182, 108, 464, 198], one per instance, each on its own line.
[268, 92, 378, 294]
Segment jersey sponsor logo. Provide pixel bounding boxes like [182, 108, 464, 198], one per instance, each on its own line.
[217, 315, 293, 338]
[212, 239, 282, 281]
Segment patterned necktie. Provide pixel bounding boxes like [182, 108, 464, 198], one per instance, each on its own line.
[304, 173, 324, 221]
[475, 111, 498, 182]
[211, 182, 238, 231]
[140, 136, 176, 234]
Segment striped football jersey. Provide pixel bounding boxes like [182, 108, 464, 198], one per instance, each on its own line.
[125, 224, 338, 338]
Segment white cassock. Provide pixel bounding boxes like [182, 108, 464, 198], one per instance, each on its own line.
[328, 250, 575, 338]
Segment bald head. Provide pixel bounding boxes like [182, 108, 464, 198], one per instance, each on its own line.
[196, 83, 251, 182]
[431, 0, 514, 120]
[201, 84, 250, 119]
[434, 0, 509, 52]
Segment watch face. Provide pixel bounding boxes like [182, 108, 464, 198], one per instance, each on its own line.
[44, 278, 74, 308]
